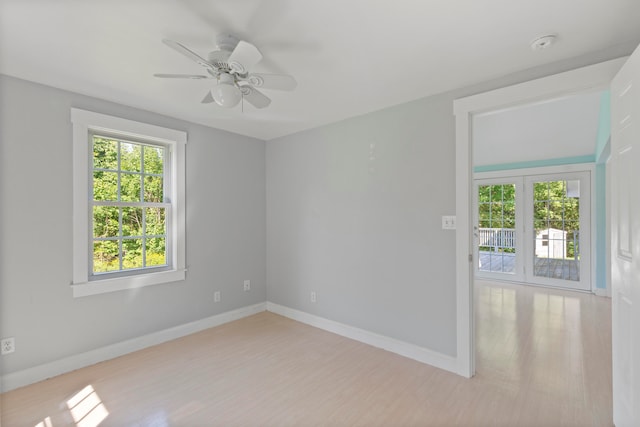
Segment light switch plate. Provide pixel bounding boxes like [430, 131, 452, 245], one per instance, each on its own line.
[442, 215, 456, 230]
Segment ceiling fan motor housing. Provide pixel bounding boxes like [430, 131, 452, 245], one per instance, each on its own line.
[207, 50, 232, 73]
[206, 33, 243, 73]
[215, 33, 240, 52]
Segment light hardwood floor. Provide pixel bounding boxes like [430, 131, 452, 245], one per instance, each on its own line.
[1, 281, 612, 426]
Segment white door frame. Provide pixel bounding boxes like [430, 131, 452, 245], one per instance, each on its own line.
[453, 57, 626, 378]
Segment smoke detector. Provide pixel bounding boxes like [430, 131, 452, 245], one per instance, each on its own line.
[530, 34, 557, 50]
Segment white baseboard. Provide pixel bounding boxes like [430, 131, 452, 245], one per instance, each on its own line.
[266, 302, 457, 374]
[1, 302, 266, 392]
[2, 301, 458, 392]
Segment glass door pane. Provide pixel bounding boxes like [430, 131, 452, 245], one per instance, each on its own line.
[476, 182, 517, 275]
[525, 172, 590, 291]
[532, 179, 580, 281]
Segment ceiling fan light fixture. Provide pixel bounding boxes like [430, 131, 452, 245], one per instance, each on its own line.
[212, 73, 241, 108]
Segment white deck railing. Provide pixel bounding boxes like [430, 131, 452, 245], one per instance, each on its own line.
[478, 228, 515, 251]
[478, 228, 580, 257]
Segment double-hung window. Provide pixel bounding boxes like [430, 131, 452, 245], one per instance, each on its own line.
[72, 109, 186, 297]
[91, 134, 169, 274]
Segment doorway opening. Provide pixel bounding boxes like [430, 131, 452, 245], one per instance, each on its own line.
[453, 57, 624, 378]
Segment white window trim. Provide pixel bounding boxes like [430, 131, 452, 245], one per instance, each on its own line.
[71, 108, 186, 298]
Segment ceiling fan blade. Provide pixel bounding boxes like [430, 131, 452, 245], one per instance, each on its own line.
[162, 39, 214, 70]
[246, 73, 297, 91]
[228, 40, 263, 73]
[154, 73, 210, 79]
[241, 86, 271, 109]
[201, 91, 215, 104]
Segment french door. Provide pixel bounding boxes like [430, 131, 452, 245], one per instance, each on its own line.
[474, 178, 524, 282]
[474, 171, 591, 291]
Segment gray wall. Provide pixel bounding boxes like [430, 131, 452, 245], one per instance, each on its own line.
[0, 75, 266, 375]
[266, 94, 458, 355]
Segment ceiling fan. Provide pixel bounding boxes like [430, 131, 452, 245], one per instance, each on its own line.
[154, 33, 297, 109]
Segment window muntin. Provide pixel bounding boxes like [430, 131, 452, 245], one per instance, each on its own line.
[90, 135, 170, 277]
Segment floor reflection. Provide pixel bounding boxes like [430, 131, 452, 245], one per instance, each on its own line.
[475, 280, 604, 403]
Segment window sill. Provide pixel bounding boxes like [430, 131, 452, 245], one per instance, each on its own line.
[71, 269, 186, 298]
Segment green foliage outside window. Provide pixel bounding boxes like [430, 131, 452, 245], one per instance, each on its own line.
[92, 136, 167, 273]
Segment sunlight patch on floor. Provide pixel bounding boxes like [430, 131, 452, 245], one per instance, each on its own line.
[66, 385, 109, 427]
[34, 417, 53, 427]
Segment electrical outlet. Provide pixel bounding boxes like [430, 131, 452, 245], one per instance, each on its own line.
[1, 337, 15, 355]
[243, 280, 251, 292]
[310, 291, 317, 303]
[214, 291, 221, 303]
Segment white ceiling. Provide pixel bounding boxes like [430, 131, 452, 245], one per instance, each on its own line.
[473, 91, 604, 166]
[1, 0, 639, 141]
